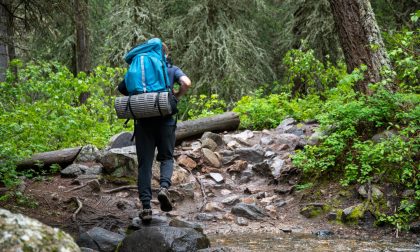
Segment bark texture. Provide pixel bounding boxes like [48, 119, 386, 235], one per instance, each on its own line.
[329, 0, 392, 94]
[17, 147, 82, 169]
[74, 0, 90, 74]
[0, 1, 13, 82]
[176, 112, 240, 143]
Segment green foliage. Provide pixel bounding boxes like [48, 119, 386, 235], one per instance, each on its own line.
[0, 61, 125, 186]
[184, 94, 226, 120]
[233, 92, 289, 130]
[283, 49, 347, 96]
[384, 17, 419, 92]
[377, 199, 419, 231]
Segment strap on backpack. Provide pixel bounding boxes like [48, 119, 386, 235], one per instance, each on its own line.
[154, 92, 163, 117]
[124, 95, 137, 142]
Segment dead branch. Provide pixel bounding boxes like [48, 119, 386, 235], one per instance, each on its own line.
[72, 197, 83, 222]
[102, 185, 137, 193]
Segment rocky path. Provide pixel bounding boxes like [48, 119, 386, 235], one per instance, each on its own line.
[1, 118, 418, 251]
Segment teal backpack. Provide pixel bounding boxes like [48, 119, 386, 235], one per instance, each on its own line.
[124, 38, 170, 94]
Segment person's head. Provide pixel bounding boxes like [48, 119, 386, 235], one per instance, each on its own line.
[162, 42, 169, 57]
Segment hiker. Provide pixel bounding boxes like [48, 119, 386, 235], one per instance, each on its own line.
[118, 40, 191, 222]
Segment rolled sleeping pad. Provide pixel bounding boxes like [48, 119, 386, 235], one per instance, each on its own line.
[114, 92, 172, 119]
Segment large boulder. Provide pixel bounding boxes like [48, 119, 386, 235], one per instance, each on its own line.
[119, 226, 210, 252]
[75, 145, 101, 163]
[99, 146, 138, 177]
[108, 132, 135, 149]
[77, 227, 124, 252]
[0, 208, 80, 252]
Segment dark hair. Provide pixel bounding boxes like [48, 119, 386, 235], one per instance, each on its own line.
[162, 42, 169, 56]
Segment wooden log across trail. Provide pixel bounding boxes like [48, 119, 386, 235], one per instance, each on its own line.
[17, 112, 240, 168]
[17, 147, 81, 169]
[175, 112, 240, 142]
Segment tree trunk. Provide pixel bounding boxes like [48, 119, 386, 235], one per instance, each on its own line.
[0, 1, 13, 82]
[328, 0, 392, 94]
[74, 0, 91, 104]
[74, 0, 90, 74]
[175, 112, 240, 143]
[17, 147, 82, 169]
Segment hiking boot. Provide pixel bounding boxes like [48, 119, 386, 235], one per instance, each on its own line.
[139, 209, 152, 223]
[158, 187, 173, 212]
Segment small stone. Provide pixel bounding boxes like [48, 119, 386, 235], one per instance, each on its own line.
[221, 195, 240, 205]
[201, 132, 224, 146]
[240, 197, 256, 204]
[261, 195, 277, 204]
[202, 148, 221, 168]
[177, 155, 197, 170]
[169, 218, 203, 233]
[204, 202, 225, 212]
[196, 213, 215, 221]
[265, 205, 277, 214]
[236, 217, 249, 226]
[231, 203, 266, 220]
[342, 204, 365, 223]
[209, 173, 224, 183]
[226, 160, 248, 173]
[326, 212, 338, 221]
[275, 200, 286, 208]
[313, 230, 334, 237]
[220, 189, 232, 196]
[260, 136, 274, 146]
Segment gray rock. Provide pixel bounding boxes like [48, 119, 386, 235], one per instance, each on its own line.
[0, 208, 80, 252]
[108, 132, 135, 149]
[357, 184, 384, 199]
[326, 212, 338, 221]
[275, 200, 287, 208]
[221, 195, 241, 206]
[80, 248, 98, 252]
[209, 173, 224, 183]
[231, 203, 266, 220]
[201, 132, 224, 146]
[341, 204, 365, 223]
[75, 144, 100, 163]
[178, 182, 196, 199]
[233, 130, 254, 141]
[201, 138, 218, 151]
[119, 226, 210, 252]
[235, 145, 265, 163]
[77, 227, 124, 252]
[169, 218, 204, 233]
[84, 164, 103, 175]
[61, 163, 88, 177]
[252, 161, 272, 177]
[307, 131, 324, 146]
[276, 118, 296, 133]
[260, 136, 274, 146]
[299, 203, 327, 218]
[236, 217, 249, 226]
[274, 134, 300, 150]
[372, 129, 398, 143]
[202, 148, 221, 168]
[129, 216, 169, 231]
[269, 157, 285, 178]
[99, 146, 137, 177]
[313, 230, 334, 237]
[196, 213, 215, 221]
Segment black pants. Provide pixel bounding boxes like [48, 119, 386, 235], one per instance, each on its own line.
[134, 120, 176, 208]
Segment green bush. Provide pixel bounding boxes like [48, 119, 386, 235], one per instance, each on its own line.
[0, 61, 125, 186]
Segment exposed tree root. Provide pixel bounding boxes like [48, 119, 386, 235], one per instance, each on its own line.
[72, 197, 83, 221]
[103, 185, 137, 194]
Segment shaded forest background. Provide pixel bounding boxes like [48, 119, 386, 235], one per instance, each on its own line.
[0, 0, 417, 100]
[0, 0, 419, 231]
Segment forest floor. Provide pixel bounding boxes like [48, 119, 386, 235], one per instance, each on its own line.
[1, 173, 417, 246]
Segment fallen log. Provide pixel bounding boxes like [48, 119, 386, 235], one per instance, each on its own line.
[175, 112, 240, 143]
[17, 147, 81, 169]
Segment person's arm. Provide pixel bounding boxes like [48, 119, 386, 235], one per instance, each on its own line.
[174, 75, 191, 100]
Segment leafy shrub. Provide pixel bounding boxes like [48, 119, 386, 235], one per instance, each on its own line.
[180, 94, 227, 120]
[233, 91, 290, 130]
[0, 61, 125, 186]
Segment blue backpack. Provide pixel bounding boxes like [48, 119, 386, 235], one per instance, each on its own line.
[124, 38, 170, 95]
